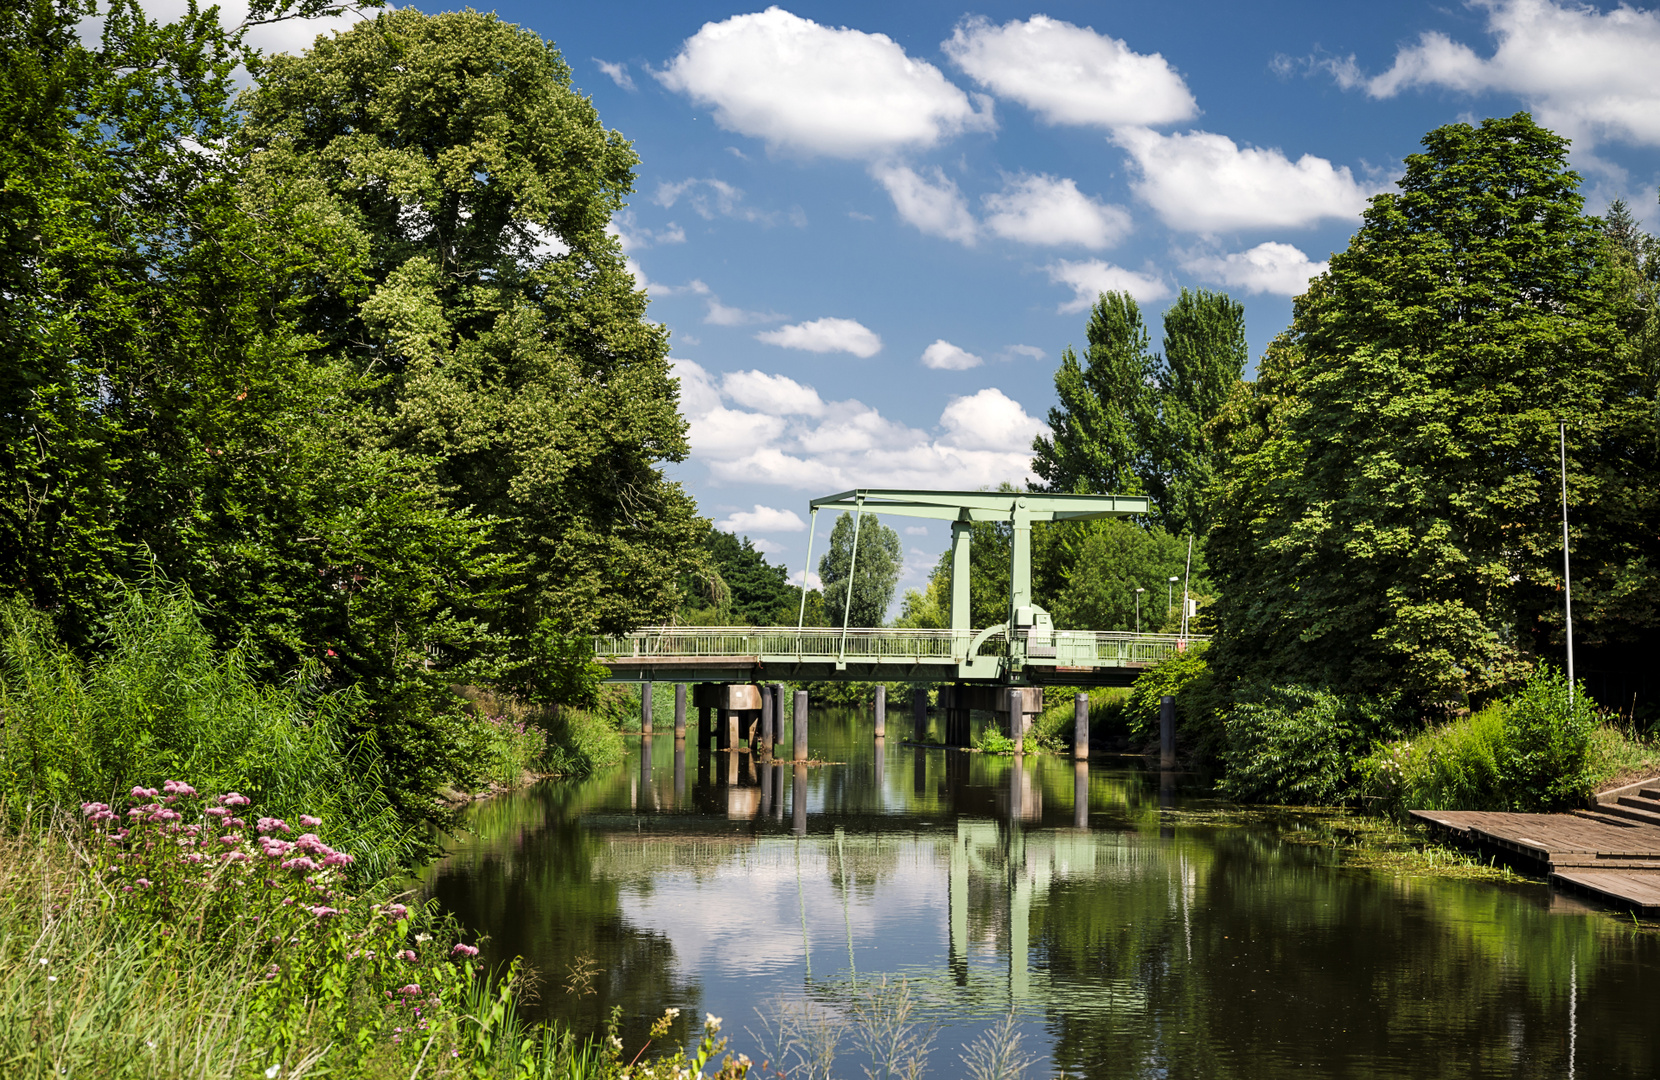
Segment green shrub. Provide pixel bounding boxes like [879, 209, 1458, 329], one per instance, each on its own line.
[1125, 645, 1225, 758]
[1220, 685, 1404, 805]
[975, 729, 1017, 755]
[1030, 687, 1128, 750]
[1364, 665, 1605, 813]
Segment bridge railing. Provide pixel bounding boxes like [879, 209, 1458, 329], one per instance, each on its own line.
[593, 626, 1209, 668]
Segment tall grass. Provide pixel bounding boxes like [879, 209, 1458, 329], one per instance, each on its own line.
[0, 592, 416, 878]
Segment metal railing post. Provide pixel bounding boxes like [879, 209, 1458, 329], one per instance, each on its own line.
[837, 499, 864, 663]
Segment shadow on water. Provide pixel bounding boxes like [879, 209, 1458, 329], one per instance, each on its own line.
[423, 706, 1660, 1078]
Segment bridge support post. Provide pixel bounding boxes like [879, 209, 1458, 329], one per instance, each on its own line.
[793, 690, 809, 761]
[760, 687, 774, 757]
[1073, 692, 1089, 760]
[912, 688, 928, 742]
[674, 684, 686, 738]
[873, 685, 886, 739]
[1160, 694, 1176, 769]
[719, 708, 734, 751]
[1007, 688, 1024, 755]
[792, 763, 807, 835]
[697, 703, 710, 751]
[1074, 759, 1089, 830]
[641, 681, 653, 735]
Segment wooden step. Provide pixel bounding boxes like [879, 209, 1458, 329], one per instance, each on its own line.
[1550, 869, 1660, 914]
[1604, 797, 1660, 827]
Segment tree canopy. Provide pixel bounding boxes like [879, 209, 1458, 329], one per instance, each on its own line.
[1207, 113, 1657, 707]
[818, 513, 902, 628]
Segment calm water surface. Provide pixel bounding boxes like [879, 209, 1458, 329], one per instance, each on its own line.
[423, 709, 1660, 1078]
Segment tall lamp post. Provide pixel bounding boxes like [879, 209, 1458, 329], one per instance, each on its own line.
[1135, 587, 1145, 634]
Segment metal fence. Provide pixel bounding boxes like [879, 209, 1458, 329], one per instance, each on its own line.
[593, 626, 1208, 668]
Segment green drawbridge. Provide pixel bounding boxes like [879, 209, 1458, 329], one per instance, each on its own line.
[595, 488, 1205, 689]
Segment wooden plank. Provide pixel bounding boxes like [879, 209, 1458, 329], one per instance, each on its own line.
[1549, 870, 1660, 914]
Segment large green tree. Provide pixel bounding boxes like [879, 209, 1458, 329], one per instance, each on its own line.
[1032, 288, 1246, 538]
[241, 9, 703, 654]
[1208, 114, 1656, 706]
[818, 513, 902, 628]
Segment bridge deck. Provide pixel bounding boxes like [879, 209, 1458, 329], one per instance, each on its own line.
[594, 626, 1204, 685]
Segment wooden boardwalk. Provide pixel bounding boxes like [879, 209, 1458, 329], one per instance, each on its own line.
[1409, 781, 1660, 915]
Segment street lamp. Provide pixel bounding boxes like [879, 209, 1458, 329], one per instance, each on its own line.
[1167, 577, 1178, 623]
[1134, 587, 1145, 634]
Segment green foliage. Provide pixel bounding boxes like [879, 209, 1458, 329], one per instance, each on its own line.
[679, 528, 802, 625]
[1364, 665, 1602, 813]
[1219, 685, 1405, 805]
[975, 729, 1017, 755]
[242, 8, 705, 642]
[1031, 289, 1247, 538]
[1208, 113, 1656, 707]
[1050, 518, 1204, 632]
[1030, 687, 1128, 750]
[1125, 645, 1221, 752]
[0, 591, 416, 878]
[819, 512, 902, 628]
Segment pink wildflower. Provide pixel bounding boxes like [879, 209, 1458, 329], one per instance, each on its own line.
[163, 780, 197, 797]
[130, 786, 158, 799]
[228, 817, 246, 828]
[256, 817, 290, 835]
[386, 903, 409, 919]
[322, 852, 354, 867]
[219, 793, 250, 808]
[398, 984, 421, 995]
[451, 944, 479, 958]
[281, 856, 320, 873]
[206, 806, 230, 818]
[135, 878, 152, 889]
[220, 836, 241, 846]
[81, 801, 110, 817]
[398, 950, 418, 963]
[299, 815, 322, 827]
[306, 905, 339, 918]
[224, 852, 251, 863]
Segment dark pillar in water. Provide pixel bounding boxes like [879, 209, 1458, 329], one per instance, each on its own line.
[792, 690, 809, 761]
[912, 687, 929, 742]
[673, 739, 686, 803]
[760, 688, 774, 755]
[1159, 694, 1176, 769]
[697, 703, 711, 752]
[717, 707, 731, 751]
[674, 684, 687, 738]
[1008, 687, 1024, 755]
[1073, 760, 1088, 829]
[773, 763, 786, 821]
[759, 760, 772, 816]
[1073, 692, 1089, 760]
[873, 685, 886, 739]
[913, 747, 927, 796]
[792, 763, 808, 836]
[873, 735, 884, 794]
[1160, 769, 1176, 840]
[640, 681, 653, 735]
[1008, 753, 1024, 822]
[639, 733, 653, 799]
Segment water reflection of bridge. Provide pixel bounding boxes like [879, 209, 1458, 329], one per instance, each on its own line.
[592, 743, 1196, 1007]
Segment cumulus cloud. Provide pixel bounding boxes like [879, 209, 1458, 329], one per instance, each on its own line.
[1182, 242, 1329, 296]
[657, 7, 993, 159]
[999, 344, 1048, 362]
[904, 525, 930, 536]
[716, 505, 808, 533]
[920, 340, 984, 371]
[982, 172, 1131, 248]
[1047, 259, 1170, 313]
[594, 59, 636, 91]
[1113, 127, 1375, 232]
[943, 15, 1196, 128]
[671, 360, 1048, 490]
[756, 317, 883, 358]
[705, 299, 786, 326]
[721, 370, 826, 416]
[654, 177, 792, 225]
[608, 211, 684, 253]
[870, 164, 979, 245]
[89, 0, 366, 63]
[1355, 0, 1660, 149]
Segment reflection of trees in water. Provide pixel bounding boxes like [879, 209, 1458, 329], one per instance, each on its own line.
[1033, 823, 1660, 1079]
[422, 782, 703, 1048]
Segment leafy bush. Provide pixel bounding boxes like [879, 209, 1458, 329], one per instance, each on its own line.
[1220, 685, 1404, 805]
[1030, 687, 1128, 751]
[1363, 665, 1606, 813]
[1125, 645, 1225, 758]
[0, 592, 415, 878]
[975, 729, 1017, 755]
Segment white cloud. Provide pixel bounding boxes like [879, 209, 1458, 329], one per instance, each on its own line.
[594, 59, 636, 91]
[716, 505, 808, 533]
[1357, 0, 1660, 149]
[608, 211, 684, 253]
[870, 164, 978, 245]
[1112, 127, 1375, 232]
[920, 340, 984, 371]
[705, 299, 786, 326]
[654, 178, 785, 224]
[939, 388, 1047, 453]
[95, 0, 367, 63]
[721, 370, 826, 416]
[982, 173, 1131, 249]
[674, 361, 1048, 491]
[1000, 344, 1048, 363]
[790, 569, 825, 590]
[943, 15, 1196, 128]
[1182, 242, 1329, 296]
[1046, 259, 1170, 313]
[756, 317, 883, 358]
[657, 7, 993, 160]
[904, 526, 930, 536]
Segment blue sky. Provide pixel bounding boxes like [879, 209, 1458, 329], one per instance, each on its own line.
[241, 0, 1660, 598]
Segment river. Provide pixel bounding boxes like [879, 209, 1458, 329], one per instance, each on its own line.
[423, 707, 1659, 1078]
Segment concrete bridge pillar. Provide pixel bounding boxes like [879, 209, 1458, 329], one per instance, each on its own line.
[673, 684, 686, 738]
[911, 687, 929, 742]
[792, 689, 809, 761]
[1073, 692, 1089, 760]
[873, 685, 886, 739]
[640, 680, 653, 735]
[760, 687, 774, 756]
